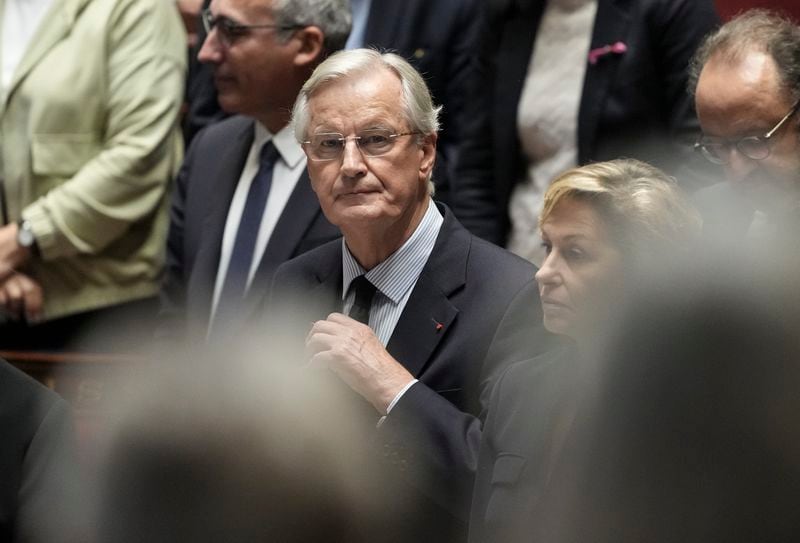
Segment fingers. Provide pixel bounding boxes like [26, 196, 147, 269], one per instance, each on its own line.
[17, 274, 44, 322]
[307, 350, 333, 371]
[3, 277, 24, 319]
[327, 312, 362, 325]
[0, 273, 44, 322]
[305, 317, 350, 349]
[0, 263, 14, 284]
[306, 313, 369, 340]
[306, 314, 376, 358]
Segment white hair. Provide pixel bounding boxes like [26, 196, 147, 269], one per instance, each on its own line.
[291, 49, 442, 191]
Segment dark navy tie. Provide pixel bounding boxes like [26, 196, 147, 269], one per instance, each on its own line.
[348, 275, 377, 325]
[213, 141, 280, 330]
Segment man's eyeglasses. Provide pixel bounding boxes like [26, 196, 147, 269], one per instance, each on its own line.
[694, 99, 800, 165]
[302, 129, 420, 161]
[201, 8, 304, 47]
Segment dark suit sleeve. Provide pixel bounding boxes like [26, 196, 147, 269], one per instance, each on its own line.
[376, 278, 545, 521]
[652, 0, 720, 190]
[156, 129, 204, 342]
[467, 367, 509, 543]
[655, 0, 718, 139]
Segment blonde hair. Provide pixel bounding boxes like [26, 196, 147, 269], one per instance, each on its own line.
[541, 159, 701, 262]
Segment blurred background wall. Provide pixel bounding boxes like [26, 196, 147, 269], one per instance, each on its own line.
[716, 0, 800, 20]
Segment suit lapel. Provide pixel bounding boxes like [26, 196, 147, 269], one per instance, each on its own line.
[4, 0, 91, 105]
[191, 121, 254, 321]
[242, 168, 324, 315]
[312, 260, 343, 316]
[306, 244, 344, 320]
[577, 0, 631, 163]
[385, 207, 470, 377]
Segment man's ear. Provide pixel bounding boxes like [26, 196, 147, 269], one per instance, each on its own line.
[293, 26, 325, 68]
[419, 133, 438, 179]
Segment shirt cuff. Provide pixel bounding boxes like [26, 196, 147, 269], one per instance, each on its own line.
[22, 203, 60, 260]
[377, 379, 418, 428]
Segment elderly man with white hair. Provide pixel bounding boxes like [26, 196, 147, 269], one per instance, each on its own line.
[266, 49, 550, 542]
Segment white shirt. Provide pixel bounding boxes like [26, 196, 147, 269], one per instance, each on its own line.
[1, 0, 55, 92]
[507, 0, 598, 265]
[209, 123, 306, 322]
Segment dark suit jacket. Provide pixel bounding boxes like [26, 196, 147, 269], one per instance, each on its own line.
[159, 115, 339, 341]
[483, 0, 719, 243]
[468, 345, 580, 543]
[0, 361, 82, 543]
[184, 0, 501, 243]
[363, 0, 500, 242]
[267, 204, 550, 541]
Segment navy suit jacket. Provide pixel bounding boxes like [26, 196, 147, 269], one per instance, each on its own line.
[159, 115, 339, 341]
[267, 204, 549, 541]
[483, 0, 719, 243]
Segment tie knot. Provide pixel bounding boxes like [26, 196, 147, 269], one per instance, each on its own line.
[260, 141, 280, 168]
[348, 275, 377, 325]
[351, 274, 376, 296]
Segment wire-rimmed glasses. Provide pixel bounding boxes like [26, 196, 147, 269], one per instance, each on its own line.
[201, 9, 304, 47]
[302, 129, 420, 161]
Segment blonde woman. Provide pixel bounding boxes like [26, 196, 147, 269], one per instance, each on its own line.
[469, 159, 700, 542]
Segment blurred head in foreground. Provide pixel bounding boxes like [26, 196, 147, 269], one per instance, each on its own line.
[542, 253, 800, 543]
[535, 159, 700, 349]
[95, 355, 381, 542]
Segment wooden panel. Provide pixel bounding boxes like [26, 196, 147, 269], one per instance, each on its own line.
[3, 350, 147, 457]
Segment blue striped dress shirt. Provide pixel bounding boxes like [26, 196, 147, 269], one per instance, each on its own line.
[341, 199, 443, 346]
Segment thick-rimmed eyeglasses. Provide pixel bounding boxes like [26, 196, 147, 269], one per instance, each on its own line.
[201, 8, 303, 47]
[302, 129, 420, 161]
[694, 99, 800, 165]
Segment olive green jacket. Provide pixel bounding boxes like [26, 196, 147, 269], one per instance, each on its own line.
[0, 0, 186, 320]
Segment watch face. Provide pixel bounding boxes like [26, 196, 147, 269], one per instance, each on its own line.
[18, 223, 35, 248]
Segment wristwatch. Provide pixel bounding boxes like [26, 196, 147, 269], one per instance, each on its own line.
[16, 219, 38, 254]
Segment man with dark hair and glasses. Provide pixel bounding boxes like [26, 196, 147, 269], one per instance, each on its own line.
[266, 49, 550, 542]
[689, 9, 800, 243]
[157, 0, 350, 343]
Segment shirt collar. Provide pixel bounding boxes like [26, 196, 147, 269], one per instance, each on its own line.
[342, 199, 443, 303]
[254, 122, 306, 169]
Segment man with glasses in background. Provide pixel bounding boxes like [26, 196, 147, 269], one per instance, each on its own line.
[690, 9, 800, 245]
[158, 0, 350, 343]
[267, 49, 549, 542]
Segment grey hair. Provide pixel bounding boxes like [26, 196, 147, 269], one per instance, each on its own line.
[291, 49, 442, 192]
[271, 0, 352, 54]
[688, 9, 800, 103]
